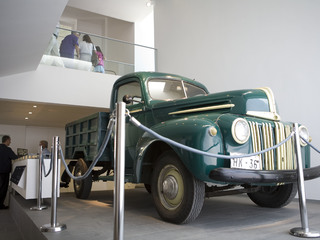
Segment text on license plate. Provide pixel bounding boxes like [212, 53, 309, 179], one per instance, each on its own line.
[230, 154, 262, 170]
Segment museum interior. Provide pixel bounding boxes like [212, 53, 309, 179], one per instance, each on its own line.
[1, 0, 320, 240]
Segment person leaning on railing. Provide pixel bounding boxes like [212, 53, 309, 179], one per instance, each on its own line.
[45, 23, 60, 56]
[79, 34, 96, 62]
[59, 31, 80, 59]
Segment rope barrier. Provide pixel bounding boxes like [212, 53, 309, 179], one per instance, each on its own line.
[41, 152, 52, 178]
[58, 108, 320, 181]
[301, 137, 320, 154]
[60, 117, 115, 181]
[128, 115, 295, 160]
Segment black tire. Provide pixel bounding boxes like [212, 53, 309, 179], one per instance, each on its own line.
[247, 183, 297, 208]
[144, 183, 152, 194]
[151, 150, 205, 224]
[73, 158, 92, 199]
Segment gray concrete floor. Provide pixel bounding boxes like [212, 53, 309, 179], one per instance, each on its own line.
[3, 187, 320, 240]
[0, 208, 23, 240]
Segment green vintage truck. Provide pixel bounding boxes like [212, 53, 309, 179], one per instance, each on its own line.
[62, 71, 320, 224]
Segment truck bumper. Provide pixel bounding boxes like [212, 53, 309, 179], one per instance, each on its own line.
[209, 164, 320, 184]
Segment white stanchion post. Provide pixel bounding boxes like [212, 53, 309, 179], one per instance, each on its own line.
[30, 146, 47, 211]
[40, 136, 66, 233]
[114, 102, 126, 240]
[289, 123, 320, 238]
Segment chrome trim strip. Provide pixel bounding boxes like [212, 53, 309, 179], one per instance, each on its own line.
[256, 122, 262, 164]
[262, 123, 268, 169]
[267, 123, 275, 170]
[246, 111, 281, 121]
[249, 122, 256, 151]
[275, 122, 281, 170]
[258, 87, 278, 114]
[249, 122, 262, 170]
[285, 125, 294, 169]
[168, 104, 235, 115]
[247, 88, 281, 121]
[249, 121, 295, 171]
[130, 109, 143, 114]
[280, 123, 286, 169]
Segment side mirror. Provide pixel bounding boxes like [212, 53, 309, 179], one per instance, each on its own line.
[122, 95, 133, 104]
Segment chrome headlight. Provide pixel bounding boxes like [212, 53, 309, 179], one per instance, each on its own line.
[299, 125, 309, 146]
[232, 118, 250, 144]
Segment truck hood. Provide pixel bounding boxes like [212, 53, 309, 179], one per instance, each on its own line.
[151, 88, 280, 121]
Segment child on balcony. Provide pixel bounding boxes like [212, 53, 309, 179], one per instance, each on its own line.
[94, 46, 105, 73]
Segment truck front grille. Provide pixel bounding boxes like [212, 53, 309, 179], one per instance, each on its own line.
[248, 121, 295, 170]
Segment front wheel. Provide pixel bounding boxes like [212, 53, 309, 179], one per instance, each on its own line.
[73, 158, 92, 199]
[247, 183, 297, 208]
[151, 150, 205, 224]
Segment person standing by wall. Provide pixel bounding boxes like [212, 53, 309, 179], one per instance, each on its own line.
[59, 31, 80, 59]
[0, 135, 18, 210]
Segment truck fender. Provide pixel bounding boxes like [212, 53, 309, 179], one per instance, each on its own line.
[72, 146, 88, 160]
[135, 118, 224, 183]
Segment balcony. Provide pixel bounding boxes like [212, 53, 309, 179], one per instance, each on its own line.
[40, 27, 157, 76]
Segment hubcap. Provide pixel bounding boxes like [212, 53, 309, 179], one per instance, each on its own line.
[163, 175, 179, 200]
[158, 164, 184, 210]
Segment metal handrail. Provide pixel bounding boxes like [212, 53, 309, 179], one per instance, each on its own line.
[58, 27, 156, 50]
[106, 59, 134, 67]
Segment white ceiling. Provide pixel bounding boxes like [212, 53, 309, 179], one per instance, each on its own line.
[67, 0, 153, 22]
[0, 0, 153, 128]
[0, 100, 108, 128]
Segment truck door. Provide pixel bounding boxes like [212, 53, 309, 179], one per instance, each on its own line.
[115, 80, 146, 175]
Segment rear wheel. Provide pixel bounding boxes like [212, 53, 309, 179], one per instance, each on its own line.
[247, 183, 297, 208]
[73, 158, 92, 199]
[151, 150, 205, 224]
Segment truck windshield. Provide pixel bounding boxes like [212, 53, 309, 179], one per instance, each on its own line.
[148, 79, 207, 100]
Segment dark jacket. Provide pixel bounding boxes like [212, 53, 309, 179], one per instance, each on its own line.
[0, 144, 18, 173]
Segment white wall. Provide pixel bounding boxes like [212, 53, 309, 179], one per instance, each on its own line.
[0, 124, 64, 155]
[0, 64, 118, 108]
[135, 10, 155, 72]
[154, 0, 320, 200]
[0, 123, 136, 194]
[60, 6, 135, 73]
[105, 17, 135, 64]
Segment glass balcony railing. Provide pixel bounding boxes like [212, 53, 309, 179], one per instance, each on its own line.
[40, 27, 157, 76]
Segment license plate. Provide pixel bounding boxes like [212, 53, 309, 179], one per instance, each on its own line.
[230, 154, 261, 170]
